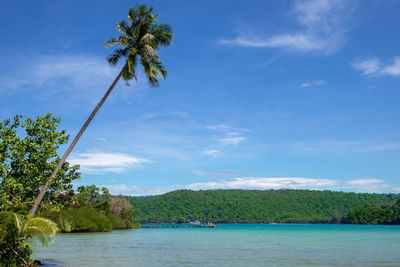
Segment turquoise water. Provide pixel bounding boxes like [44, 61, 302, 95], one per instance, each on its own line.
[32, 224, 400, 266]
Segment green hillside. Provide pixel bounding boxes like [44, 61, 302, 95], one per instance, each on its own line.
[127, 189, 399, 224]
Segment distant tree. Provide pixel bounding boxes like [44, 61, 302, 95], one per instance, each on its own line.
[0, 114, 80, 214]
[111, 197, 135, 224]
[30, 4, 173, 216]
[76, 185, 112, 212]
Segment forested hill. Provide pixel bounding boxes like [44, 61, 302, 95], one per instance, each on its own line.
[127, 189, 399, 224]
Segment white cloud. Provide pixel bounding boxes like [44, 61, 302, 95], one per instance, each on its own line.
[186, 177, 338, 190]
[344, 179, 388, 191]
[101, 177, 398, 196]
[206, 124, 250, 133]
[219, 33, 327, 52]
[202, 150, 221, 157]
[0, 55, 118, 93]
[301, 80, 325, 87]
[219, 136, 246, 146]
[68, 152, 149, 173]
[346, 179, 384, 185]
[103, 184, 156, 196]
[351, 57, 381, 75]
[191, 170, 241, 176]
[352, 56, 400, 77]
[96, 137, 107, 141]
[380, 57, 400, 76]
[206, 124, 231, 131]
[206, 123, 249, 147]
[218, 0, 352, 54]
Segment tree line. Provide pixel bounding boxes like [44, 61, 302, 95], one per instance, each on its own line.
[128, 189, 399, 224]
[342, 199, 400, 224]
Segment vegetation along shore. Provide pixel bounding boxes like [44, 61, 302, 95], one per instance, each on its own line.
[128, 189, 400, 225]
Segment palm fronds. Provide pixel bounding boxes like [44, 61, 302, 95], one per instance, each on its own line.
[105, 4, 173, 87]
[23, 217, 58, 246]
[0, 211, 58, 247]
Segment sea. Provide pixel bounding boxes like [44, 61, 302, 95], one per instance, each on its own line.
[32, 224, 400, 266]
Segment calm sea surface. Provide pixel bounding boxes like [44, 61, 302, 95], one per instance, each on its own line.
[32, 224, 400, 266]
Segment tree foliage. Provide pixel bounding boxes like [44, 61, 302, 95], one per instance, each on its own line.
[0, 114, 80, 214]
[105, 4, 173, 87]
[111, 197, 135, 223]
[41, 185, 137, 232]
[128, 189, 399, 224]
[342, 202, 400, 224]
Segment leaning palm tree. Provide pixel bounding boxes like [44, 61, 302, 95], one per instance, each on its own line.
[0, 211, 58, 266]
[29, 4, 173, 216]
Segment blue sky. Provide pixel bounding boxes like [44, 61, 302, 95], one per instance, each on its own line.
[1, 0, 400, 195]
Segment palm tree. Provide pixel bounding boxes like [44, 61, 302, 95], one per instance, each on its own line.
[0, 211, 58, 266]
[29, 4, 173, 216]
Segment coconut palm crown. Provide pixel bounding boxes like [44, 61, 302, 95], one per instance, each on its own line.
[105, 4, 173, 87]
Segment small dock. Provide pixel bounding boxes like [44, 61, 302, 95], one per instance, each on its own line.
[141, 223, 216, 228]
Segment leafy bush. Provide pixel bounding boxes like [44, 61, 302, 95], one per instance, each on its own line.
[0, 212, 58, 266]
[41, 206, 136, 232]
[42, 207, 114, 232]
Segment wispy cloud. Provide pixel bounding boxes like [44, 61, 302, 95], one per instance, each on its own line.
[0, 55, 117, 94]
[380, 57, 400, 76]
[301, 80, 325, 88]
[344, 179, 388, 192]
[219, 136, 246, 146]
[202, 150, 221, 157]
[290, 139, 400, 154]
[206, 124, 249, 147]
[102, 177, 397, 196]
[191, 170, 241, 176]
[187, 177, 338, 190]
[218, 0, 354, 54]
[68, 152, 149, 174]
[96, 137, 107, 141]
[346, 179, 384, 185]
[103, 184, 163, 196]
[206, 124, 250, 133]
[352, 56, 400, 77]
[351, 57, 381, 75]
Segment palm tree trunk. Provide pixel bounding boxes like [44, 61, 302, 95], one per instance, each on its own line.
[29, 67, 125, 217]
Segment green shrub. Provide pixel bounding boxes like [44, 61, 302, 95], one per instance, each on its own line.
[0, 212, 57, 266]
[41, 206, 136, 232]
[42, 207, 114, 232]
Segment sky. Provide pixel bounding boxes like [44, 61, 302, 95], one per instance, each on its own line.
[1, 0, 400, 195]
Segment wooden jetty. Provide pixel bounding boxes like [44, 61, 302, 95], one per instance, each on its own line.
[141, 223, 216, 228]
